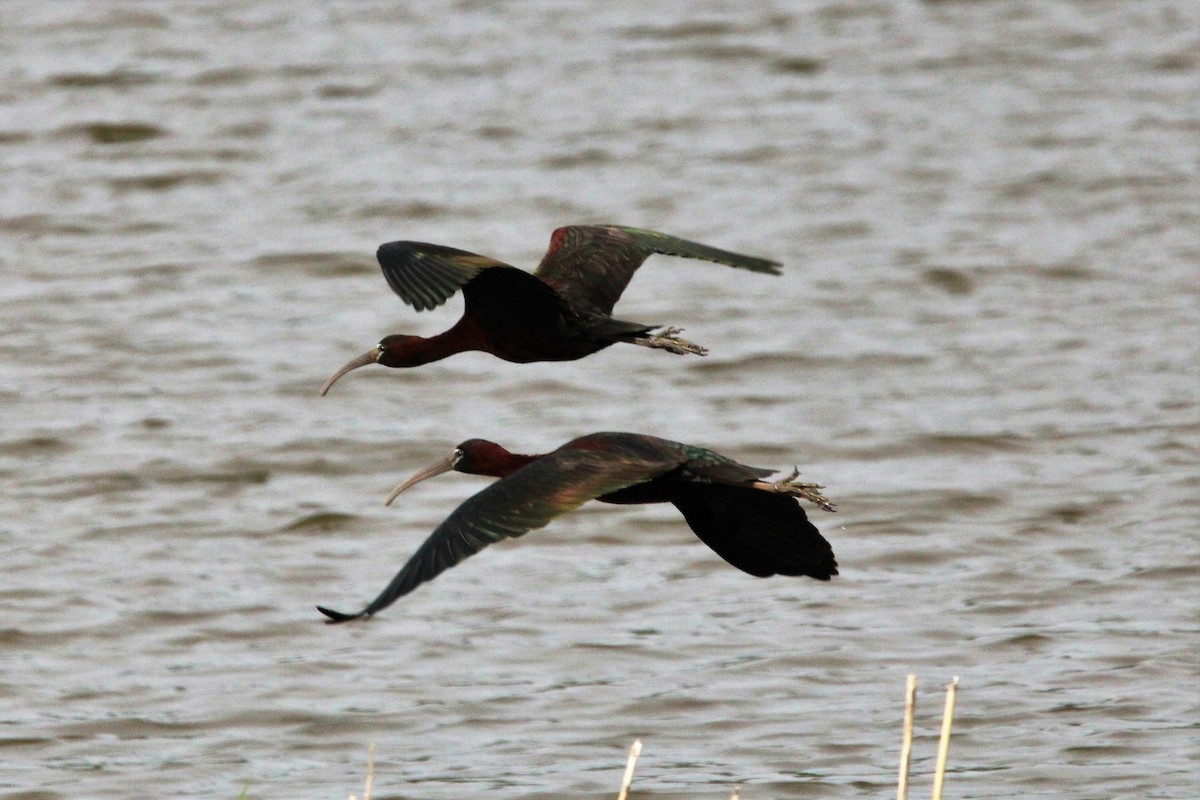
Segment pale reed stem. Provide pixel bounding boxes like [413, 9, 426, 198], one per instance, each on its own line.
[931, 678, 959, 800]
[897, 673, 917, 800]
[616, 739, 642, 800]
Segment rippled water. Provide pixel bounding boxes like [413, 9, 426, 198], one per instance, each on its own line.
[2, 2, 1198, 798]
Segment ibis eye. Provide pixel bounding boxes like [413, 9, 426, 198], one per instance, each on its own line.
[452, 449, 464, 465]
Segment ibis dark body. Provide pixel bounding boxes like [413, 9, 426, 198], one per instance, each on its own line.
[318, 432, 837, 623]
[320, 225, 781, 393]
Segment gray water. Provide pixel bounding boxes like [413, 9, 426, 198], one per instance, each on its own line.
[2, 2, 1198, 798]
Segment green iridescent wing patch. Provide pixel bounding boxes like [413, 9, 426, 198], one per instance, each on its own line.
[318, 441, 686, 621]
[376, 241, 514, 311]
[533, 225, 782, 314]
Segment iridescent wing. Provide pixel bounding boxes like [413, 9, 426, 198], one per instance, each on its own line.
[317, 437, 687, 622]
[532, 225, 782, 314]
[375, 241, 514, 312]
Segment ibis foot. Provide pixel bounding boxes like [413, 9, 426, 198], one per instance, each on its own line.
[755, 468, 836, 512]
[633, 327, 709, 356]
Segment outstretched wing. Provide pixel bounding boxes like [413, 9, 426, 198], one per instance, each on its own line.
[533, 225, 782, 314]
[671, 486, 838, 581]
[317, 438, 687, 623]
[376, 241, 515, 311]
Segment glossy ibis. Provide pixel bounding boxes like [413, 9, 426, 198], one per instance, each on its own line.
[320, 225, 781, 394]
[317, 432, 836, 623]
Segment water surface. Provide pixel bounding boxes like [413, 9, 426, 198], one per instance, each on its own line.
[1, 2, 1197, 798]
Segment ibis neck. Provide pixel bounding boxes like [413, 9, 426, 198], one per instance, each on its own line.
[418, 330, 470, 364]
[488, 451, 541, 478]
[402, 321, 484, 366]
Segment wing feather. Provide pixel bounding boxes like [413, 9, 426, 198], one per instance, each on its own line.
[671, 486, 837, 580]
[317, 438, 687, 622]
[533, 225, 781, 314]
[376, 241, 514, 311]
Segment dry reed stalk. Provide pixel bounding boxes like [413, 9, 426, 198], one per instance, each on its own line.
[931, 677, 958, 800]
[616, 739, 642, 800]
[348, 743, 376, 800]
[363, 742, 376, 800]
[897, 673, 917, 800]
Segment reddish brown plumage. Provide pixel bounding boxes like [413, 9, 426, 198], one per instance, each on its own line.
[317, 433, 835, 623]
[319, 225, 782, 394]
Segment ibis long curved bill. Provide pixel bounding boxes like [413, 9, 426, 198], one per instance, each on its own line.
[384, 453, 459, 506]
[320, 347, 381, 396]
